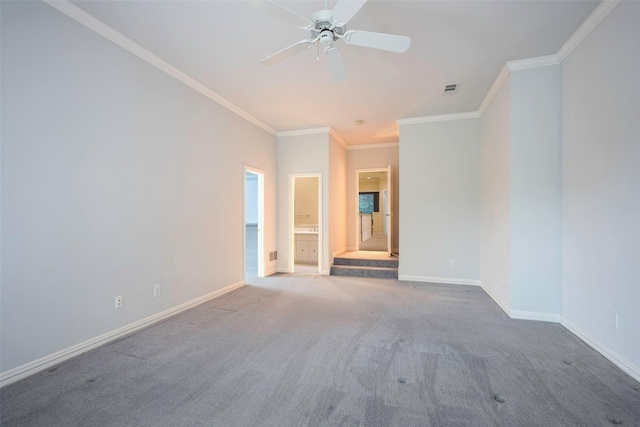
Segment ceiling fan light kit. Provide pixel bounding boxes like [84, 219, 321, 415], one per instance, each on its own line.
[255, 0, 411, 82]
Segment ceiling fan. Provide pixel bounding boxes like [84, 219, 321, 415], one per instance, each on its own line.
[251, 0, 411, 81]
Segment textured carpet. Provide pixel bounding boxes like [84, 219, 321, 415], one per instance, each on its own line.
[359, 234, 387, 251]
[2, 274, 639, 426]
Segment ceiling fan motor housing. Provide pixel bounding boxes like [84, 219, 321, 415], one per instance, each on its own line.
[310, 10, 345, 45]
[319, 30, 334, 46]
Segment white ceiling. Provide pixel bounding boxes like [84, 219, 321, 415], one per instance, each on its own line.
[71, 0, 599, 145]
[359, 171, 387, 182]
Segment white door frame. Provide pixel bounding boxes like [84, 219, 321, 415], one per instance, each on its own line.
[355, 167, 390, 252]
[289, 173, 322, 274]
[243, 165, 265, 282]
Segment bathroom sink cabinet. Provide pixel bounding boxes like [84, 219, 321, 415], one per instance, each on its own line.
[295, 233, 318, 263]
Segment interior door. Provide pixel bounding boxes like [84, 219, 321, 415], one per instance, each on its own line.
[386, 165, 393, 256]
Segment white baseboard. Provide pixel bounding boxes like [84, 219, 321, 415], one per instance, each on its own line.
[332, 248, 347, 258]
[477, 282, 511, 317]
[560, 316, 640, 383]
[398, 275, 481, 287]
[322, 269, 331, 276]
[264, 268, 278, 277]
[346, 246, 358, 252]
[276, 268, 291, 273]
[0, 281, 244, 388]
[478, 284, 639, 383]
[510, 310, 560, 323]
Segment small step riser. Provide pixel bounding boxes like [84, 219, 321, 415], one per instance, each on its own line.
[330, 267, 398, 279]
[333, 258, 398, 268]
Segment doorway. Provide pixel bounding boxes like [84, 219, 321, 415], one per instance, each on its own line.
[355, 166, 394, 256]
[290, 174, 322, 274]
[244, 166, 264, 283]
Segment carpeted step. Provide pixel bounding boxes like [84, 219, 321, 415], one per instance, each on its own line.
[333, 257, 398, 268]
[330, 265, 398, 279]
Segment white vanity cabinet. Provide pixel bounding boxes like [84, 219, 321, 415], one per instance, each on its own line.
[295, 233, 318, 263]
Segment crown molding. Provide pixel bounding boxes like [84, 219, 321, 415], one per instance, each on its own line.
[478, 55, 559, 116]
[45, 0, 619, 139]
[507, 55, 559, 71]
[478, 63, 511, 116]
[347, 142, 399, 151]
[557, 0, 620, 61]
[277, 127, 330, 138]
[329, 128, 349, 150]
[44, 0, 277, 136]
[396, 112, 480, 126]
[479, 1, 619, 116]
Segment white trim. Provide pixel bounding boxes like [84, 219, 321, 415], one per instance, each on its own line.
[276, 268, 292, 273]
[0, 281, 244, 388]
[321, 268, 331, 276]
[329, 128, 348, 150]
[477, 56, 559, 116]
[557, 0, 620, 61]
[398, 275, 481, 287]
[264, 268, 278, 276]
[243, 166, 265, 281]
[478, 282, 511, 317]
[347, 142, 399, 151]
[44, 1, 276, 136]
[332, 248, 347, 258]
[510, 310, 560, 323]
[478, 2, 619, 116]
[478, 63, 511, 116]
[396, 112, 480, 126]
[346, 246, 358, 252]
[507, 55, 559, 71]
[560, 316, 640, 383]
[278, 127, 330, 138]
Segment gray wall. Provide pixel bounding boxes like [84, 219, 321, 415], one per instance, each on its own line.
[479, 65, 562, 317]
[276, 131, 348, 273]
[510, 66, 561, 315]
[328, 134, 347, 259]
[277, 133, 329, 273]
[480, 78, 512, 312]
[245, 174, 259, 225]
[560, 1, 640, 373]
[398, 119, 481, 282]
[1, 2, 277, 372]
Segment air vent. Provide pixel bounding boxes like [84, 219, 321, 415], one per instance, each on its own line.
[444, 83, 459, 94]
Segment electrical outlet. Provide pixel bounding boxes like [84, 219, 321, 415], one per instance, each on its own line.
[115, 295, 123, 309]
[450, 260, 457, 268]
[610, 312, 618, 329]
[153, 284, 161, 297]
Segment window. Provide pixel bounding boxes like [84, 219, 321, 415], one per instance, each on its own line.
[359, 192, 379, 213]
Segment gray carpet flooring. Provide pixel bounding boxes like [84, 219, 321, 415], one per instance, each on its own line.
[359, 234, 387, 252]
[2, 274, 639, 426]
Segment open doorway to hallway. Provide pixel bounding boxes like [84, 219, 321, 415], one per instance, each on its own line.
[244, 166, 264, 283]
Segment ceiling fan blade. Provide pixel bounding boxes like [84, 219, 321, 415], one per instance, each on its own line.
[343, 30, 411, 53]
[248, 1, 310, 27]
[325, 46, 347, 82]
[331, 0, 368, 25]
[261, 40, 313, 66]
